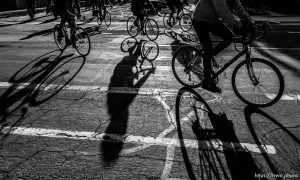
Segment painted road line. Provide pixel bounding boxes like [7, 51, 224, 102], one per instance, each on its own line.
[0, 82, 299, 101]
[1, 126, 276, 154]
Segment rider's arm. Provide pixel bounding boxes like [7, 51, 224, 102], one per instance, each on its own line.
[211, 0, 237, 27]
[231, 0, 254, 23]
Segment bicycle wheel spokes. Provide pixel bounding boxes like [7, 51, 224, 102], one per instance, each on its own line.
[176, 88, 213, 141]
[54, 25, 67, 50]
[75, 27, 91, 56]
[142, 40, 159, 61]
[172, 46, 204, 88]
[232, 58, 284, 107]
[179, 14, 192, 32]
[145, 19, 159, 41]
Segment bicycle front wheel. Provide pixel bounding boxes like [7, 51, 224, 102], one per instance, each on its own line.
[145, 18, 159, 41]
[142, 40, 159, 61]
[127, 16, 138, 37]
[172, 46, 204, 88]
[179, 13, 192, 32]
[54, 24, 67, 50]
[75, 27, 91, 56]
[232, 58, 284, 107]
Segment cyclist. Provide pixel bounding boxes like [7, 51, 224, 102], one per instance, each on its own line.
[55, 0, 81, 48]
[97, 0, 106, 21]
[131, 0, 147, 33]
[166, 0, 189, 27]
[25, 0, 36, 20]
[192, 0, 257, 93]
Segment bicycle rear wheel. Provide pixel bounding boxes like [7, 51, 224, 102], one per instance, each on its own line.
[104, 11, 111, 27]
[179, 13, 192, 32]
[54, 24, 67, 50]
[127, 16, 138, 37]
[232, 58, 284, 107]
[145, 18, 159, 41]
[172, 46, 204, 88]
[75, 27, 91, 56]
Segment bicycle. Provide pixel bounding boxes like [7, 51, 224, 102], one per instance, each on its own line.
[163, 5, 192, 32]
[172, 21, 284, 107]
[53, 14, 91, 56]
[92, 0, 111, 27]
[120, 37, 159, 61]
[126, 9, 159, 41]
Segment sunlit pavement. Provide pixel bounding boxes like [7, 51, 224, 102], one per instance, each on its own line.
[0, 4, 299, 179]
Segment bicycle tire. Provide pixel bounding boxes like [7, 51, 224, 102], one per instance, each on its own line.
[163, 13, 174, 29]
[232, 58, 284, 107]
[127, 16, 138, 37]
[97, 17, 102, 26]
[120, 37, 137, 52]
[145, 18, 159, 41]
[54, 24, 67, 50]
[104, 11, 111, 27]
[75, 27, 91, 56]
[175, 87, 214, 179]
[172, 46, 204, 88]
[179, 13, 192, 32]
[142, 40, 159, 61]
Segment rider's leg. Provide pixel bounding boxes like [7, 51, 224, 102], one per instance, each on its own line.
[211, 22, 234, 56]
[67, 16, 77, 47]
[193, 21, 222, 93]
[58, 16, 67, 38]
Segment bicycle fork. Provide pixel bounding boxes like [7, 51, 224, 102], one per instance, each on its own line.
[245, 46, 259, 85]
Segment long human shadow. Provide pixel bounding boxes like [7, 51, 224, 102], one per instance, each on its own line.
[0, 15, 48, 28]
[244, 105, 300, 176]
[175, 87, 262, 180]
[20, 27, 54, 40]
[101, 39, 155, 166]
[0, 50, 86, 140]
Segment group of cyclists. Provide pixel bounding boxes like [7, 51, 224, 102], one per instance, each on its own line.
[26, 0, 258, 93]
[131, 0, 258, 93]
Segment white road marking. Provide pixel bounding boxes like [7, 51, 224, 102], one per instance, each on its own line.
[1, 126, 276, 154]
[0, 82, 298, 101]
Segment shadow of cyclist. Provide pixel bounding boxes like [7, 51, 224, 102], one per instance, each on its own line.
[101, 38, 155, 166]
[244, 105, 300, 177]
[0, 50, 86, 140]
[175, 87, 262, 180]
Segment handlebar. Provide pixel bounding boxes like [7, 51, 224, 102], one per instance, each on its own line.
[234, 20, 273, 45]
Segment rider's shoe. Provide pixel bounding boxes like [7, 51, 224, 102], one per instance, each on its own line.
[202, 80, 222, 93]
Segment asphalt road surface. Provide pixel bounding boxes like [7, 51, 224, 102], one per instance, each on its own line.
[0, 4, 299, 180]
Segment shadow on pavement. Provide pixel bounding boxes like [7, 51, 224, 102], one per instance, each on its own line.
[244, 105, 300, 176]
[20, 27, 54, 40]
[101, 37, 155, 166]
[0, 50, 86, 140]
[175, 87, 262, 180]
[255, 23, 300, 79]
